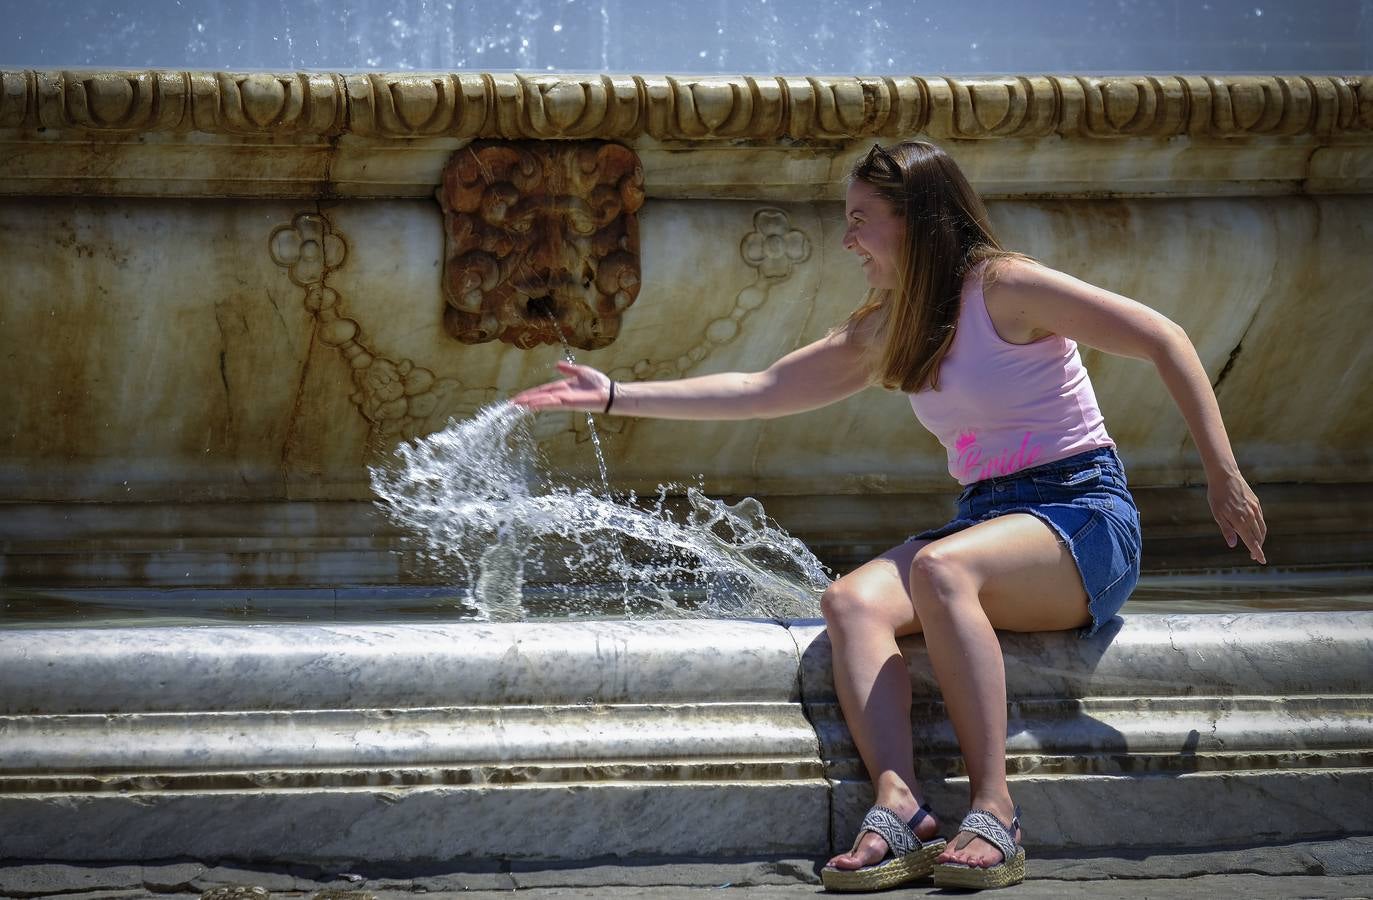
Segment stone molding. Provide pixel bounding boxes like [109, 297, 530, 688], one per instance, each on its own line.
[0, 614, 1369, 860]
[1, 69, 1368, 140]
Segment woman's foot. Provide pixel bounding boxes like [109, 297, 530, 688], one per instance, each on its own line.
[937, 796, 1020, 868]
[825, 794, 941, 870]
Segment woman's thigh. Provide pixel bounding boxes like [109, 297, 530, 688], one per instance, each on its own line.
[827, 538, 932, 637]
[830, 513, 1091, 636]
[917, 513, 1091, 632]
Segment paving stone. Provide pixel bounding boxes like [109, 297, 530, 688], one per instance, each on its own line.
[406, 872, 516, 892]
[139, 862, 209, 892]
[1034, 836, 1373, 881]
[0, 863, 143, 897]
[509, 856, 820, 888]
[193, 866, 296, 891]
[200, 887, 270, 900]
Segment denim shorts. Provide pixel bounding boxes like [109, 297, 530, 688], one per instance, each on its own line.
[909, 447, 1142, 636]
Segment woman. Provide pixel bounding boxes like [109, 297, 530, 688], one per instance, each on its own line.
[513, 141, 1267, 891]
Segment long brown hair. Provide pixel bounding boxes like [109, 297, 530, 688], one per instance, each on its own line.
[844, 141, 1021, 393]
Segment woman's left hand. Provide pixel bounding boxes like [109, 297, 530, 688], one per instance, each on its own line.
[1207, 472, 1267, 564]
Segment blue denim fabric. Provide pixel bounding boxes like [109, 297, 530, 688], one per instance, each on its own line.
[909, 447, 1142, 636]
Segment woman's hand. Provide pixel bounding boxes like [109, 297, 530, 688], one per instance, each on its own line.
[512, 361, 613, 412]
[1207, 472, 1267, 564]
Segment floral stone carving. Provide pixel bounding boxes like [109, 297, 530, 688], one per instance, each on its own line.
[437, 141, 645, 350]
[268, 211, 492, 445]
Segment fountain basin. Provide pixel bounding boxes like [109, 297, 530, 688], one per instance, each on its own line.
[2, 612, 1369, 863]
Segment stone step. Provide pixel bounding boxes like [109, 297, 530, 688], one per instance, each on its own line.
[0, 613, 1369, 863]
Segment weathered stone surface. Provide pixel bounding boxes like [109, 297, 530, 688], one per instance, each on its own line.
[438, 141, 644, 350]
[0, 782, 830, 862]
[1, 194, 1369, 511]
[0, 863, 143, 897]
[0, 620, 803, 713]
[1, 71, 1368, 200]
[0, 616, 1368, 862]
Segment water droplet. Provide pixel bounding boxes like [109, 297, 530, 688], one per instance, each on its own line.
[553, 22, 562, 32]
[1254, 6, 1263, 14]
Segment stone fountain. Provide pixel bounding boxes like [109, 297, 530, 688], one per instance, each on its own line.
[0, 69, 1371, 864]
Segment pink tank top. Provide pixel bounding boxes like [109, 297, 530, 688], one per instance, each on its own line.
[909, 263, 1114, 485]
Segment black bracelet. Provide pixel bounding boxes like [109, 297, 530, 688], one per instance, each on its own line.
[603, 381, 617, 414]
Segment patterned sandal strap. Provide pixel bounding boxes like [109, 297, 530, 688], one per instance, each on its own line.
[955, 806, 1022, 862]
[854, 803, 933, 856]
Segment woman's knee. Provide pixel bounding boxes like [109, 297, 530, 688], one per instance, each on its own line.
[909, 544, 977, 614]
[820, 577, 881, 628]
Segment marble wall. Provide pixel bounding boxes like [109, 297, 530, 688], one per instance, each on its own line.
[0, 70, 1370, 582]
[2, 194, 1369, 498]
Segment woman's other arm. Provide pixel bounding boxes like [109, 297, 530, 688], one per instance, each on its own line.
[512, 323, 874, 421]
[987, 259, 1268, 564]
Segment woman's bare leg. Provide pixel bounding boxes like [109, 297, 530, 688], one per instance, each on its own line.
[822, 539, 937, 869]
[823, 513, 1095, 870]
[912, 514, 1092, 867]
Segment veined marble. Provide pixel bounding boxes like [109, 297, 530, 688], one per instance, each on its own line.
[0, 614, 1368, 861]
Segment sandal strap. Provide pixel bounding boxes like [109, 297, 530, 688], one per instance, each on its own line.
[853, 803, 932, 857]
[955, 806, 1021, 862]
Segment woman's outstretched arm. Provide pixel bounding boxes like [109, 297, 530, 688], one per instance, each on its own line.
[986, 259, 1268, 564]
[512, 324, 874, 421]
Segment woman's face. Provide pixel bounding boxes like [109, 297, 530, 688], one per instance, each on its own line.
[843, 180, 906, 290]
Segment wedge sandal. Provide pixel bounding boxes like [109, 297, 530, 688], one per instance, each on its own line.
[820, 803, 947, 892]
[932, 805, 1026, 890]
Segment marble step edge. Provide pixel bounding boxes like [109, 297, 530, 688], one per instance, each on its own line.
[0, 779, 834, 862]
[7, 750, 1369, 797]
[4, 694, 1367, 777]
[4, 615, 1372, 717]
[834, 748, 1373, 781]
[0, 703, 820, 774]
[809, 695, 1373, 757]
[793, 614, 1373, 701]
[834, 768, 1373, 851]
[0, 757, 829, 794]
[0, 620, 804, 714]
[2, 720, 1362, 791]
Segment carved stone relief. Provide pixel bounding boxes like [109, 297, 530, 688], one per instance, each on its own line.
[268, 212, 492, 447]
[437, 141, 645, 351]
[1, 69, 1366, 140]
[560, 207, 810, 444]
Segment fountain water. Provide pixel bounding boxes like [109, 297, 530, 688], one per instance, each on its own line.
[368, 400, 830, 621]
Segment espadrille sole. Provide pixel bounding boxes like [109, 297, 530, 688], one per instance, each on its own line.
[820, 840, 947, 892]
[932, 847, 1027, 890]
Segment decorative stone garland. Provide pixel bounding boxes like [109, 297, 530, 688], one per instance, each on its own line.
[558, 207, 811, 445]
[268, 211, 493, 448]
[607, 207, 809, 385]
[2, 70, 1366, 140]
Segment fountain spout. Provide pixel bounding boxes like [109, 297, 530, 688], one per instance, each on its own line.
[438, 140, 645, 351]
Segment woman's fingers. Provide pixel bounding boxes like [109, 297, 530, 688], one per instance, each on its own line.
[512, 363, 611, 412]
[1209, 476, 1267, 565]
[1220, 506, 1266, 565]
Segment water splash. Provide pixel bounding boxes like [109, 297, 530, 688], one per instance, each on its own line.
[369, 401, 830, 621]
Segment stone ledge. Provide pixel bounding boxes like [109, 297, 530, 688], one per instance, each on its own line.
[5, 484, 1371, 587]
[0, 614, 1368, 862]
[1, 71, 1369, 199]
[1, 71, 1366, 141]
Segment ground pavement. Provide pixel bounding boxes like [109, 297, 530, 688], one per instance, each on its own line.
[3, 837, 1371, 899]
